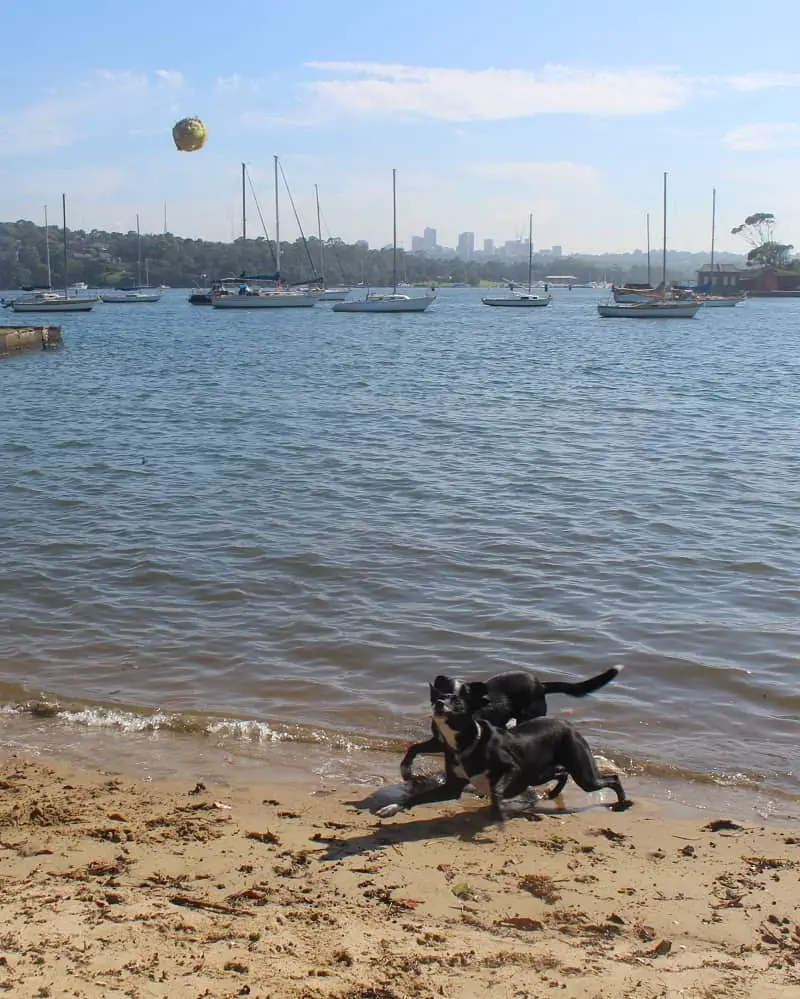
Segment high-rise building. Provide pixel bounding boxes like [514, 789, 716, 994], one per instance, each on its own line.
[551, 245, 563, 258]
[457, 231, 475, 260]
[411, 235, 425, 253]
[423, 227, 437, 251]
[483, 238, 494, 256]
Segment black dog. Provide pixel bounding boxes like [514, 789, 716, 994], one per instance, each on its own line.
[429, 683, 631, 822]
[379, 665, 622, 817]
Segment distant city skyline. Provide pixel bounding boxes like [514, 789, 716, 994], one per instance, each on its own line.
[2, 1, 800, 257]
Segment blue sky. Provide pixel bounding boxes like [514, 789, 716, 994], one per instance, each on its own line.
[2, 0, 800, 254]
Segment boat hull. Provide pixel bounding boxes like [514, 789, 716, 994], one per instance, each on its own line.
[481, 295, 551, 307]
[700, 297, 741, 308]
[101, 293, 162, 303]
[331, 296, 435, 313]
[10, 299, 94, 313]
[317, 288, 350, 301]
[212, 293, 318, 309]
[597, 303, 700, 318]
[613, 292, 655, 303]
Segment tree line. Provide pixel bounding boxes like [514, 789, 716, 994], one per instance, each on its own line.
[0, 219, 746, 290]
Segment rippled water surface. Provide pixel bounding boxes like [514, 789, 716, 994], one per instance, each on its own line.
[2, 288, 799, 803]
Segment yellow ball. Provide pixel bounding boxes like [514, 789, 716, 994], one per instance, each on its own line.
[172, 117, 208, 152]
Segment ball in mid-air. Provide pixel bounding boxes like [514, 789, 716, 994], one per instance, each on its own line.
[172, 117, 208, 152]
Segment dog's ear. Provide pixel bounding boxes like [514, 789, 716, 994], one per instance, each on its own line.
[432, 675, 455, 693]
[463, 680, 490, 707]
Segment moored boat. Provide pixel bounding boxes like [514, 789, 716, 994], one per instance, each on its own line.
[599, 173, 700, 319]
[482, 291, 551, 307]
[101, 289, 162, 303]
[332, 170, 435, 314]
[212, 159, 320, 310]
[598, 301, 701, 318]
[482, 213, 551, 308]
[4, 195, 94, 313]
[7, 291, 95, 313]
[698, 295, 743, 308]
[332, 292, 434, 313]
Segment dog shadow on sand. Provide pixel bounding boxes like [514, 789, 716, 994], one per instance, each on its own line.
[315, 780, 626, 863]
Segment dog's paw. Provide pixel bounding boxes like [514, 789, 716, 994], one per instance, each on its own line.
[376, 803, 402, 819]
[610, 799, 633, 812]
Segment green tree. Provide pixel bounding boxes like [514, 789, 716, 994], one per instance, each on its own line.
[731, 213, 794, 268]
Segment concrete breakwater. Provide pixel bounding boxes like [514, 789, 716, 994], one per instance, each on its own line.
[0, 325, 63, 357]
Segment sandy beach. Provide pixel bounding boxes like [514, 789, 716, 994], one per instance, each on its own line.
[0, 753, 798, 998]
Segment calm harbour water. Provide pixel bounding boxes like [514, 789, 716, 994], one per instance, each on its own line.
[1, 287, 799, 813]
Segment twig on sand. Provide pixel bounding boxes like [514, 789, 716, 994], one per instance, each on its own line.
[170, 894, 251, 917]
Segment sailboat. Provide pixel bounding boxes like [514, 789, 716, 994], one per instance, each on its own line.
[213, 158, 319, 309]
[332, 170, 436, 313]
[481, 214, 551, 307]
[101, 215, 162, 302]
[6, 196, 95, 312]
[612, 213, 661, 302]
[698, 189, 742, 307]
[598, 173, 701, 319]
[312, 184, 349, 301]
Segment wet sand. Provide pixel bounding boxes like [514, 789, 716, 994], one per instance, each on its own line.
[1, 753, 798, 998]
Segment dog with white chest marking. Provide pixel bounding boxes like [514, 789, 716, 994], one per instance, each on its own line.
[377, 665, 623, 818]
[429, 681, 632, 822]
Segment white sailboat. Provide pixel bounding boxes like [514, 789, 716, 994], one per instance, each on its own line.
[101, 215, 163, 303]
[313, 184, 349, 300]
[6, 196, 95, 313]
[481, 214, 551, 307]
[598, 173, 701, 319]
[213, 159, 319, 309]
[332, 170, 436, 314]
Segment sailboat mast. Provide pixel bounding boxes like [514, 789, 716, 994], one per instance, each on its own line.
[392, 168, 397, 294]
[661, 172, 668, 288]
[646, 212, 651, 286]
[527, 213, 533, 292]
[315, 184, 324, 281]
[61, 193, 68, 299]
[709, 187, 717, 281]
[241, 162, 247, 273]
[44, 205, 52, 289]
[136, 213, 142, 287]
[274, 155, 281, 277]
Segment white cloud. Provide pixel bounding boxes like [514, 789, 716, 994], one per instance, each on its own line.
[301, 61, 800, 124]
[726, 72, 800, 92]
[0, 69, 187, 158]
[304, 62, 695, 120]
[724, 122, 800, 151]
[154, 69, 185, 89]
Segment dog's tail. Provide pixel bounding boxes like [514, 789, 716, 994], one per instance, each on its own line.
[541, 665, 623, 699]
